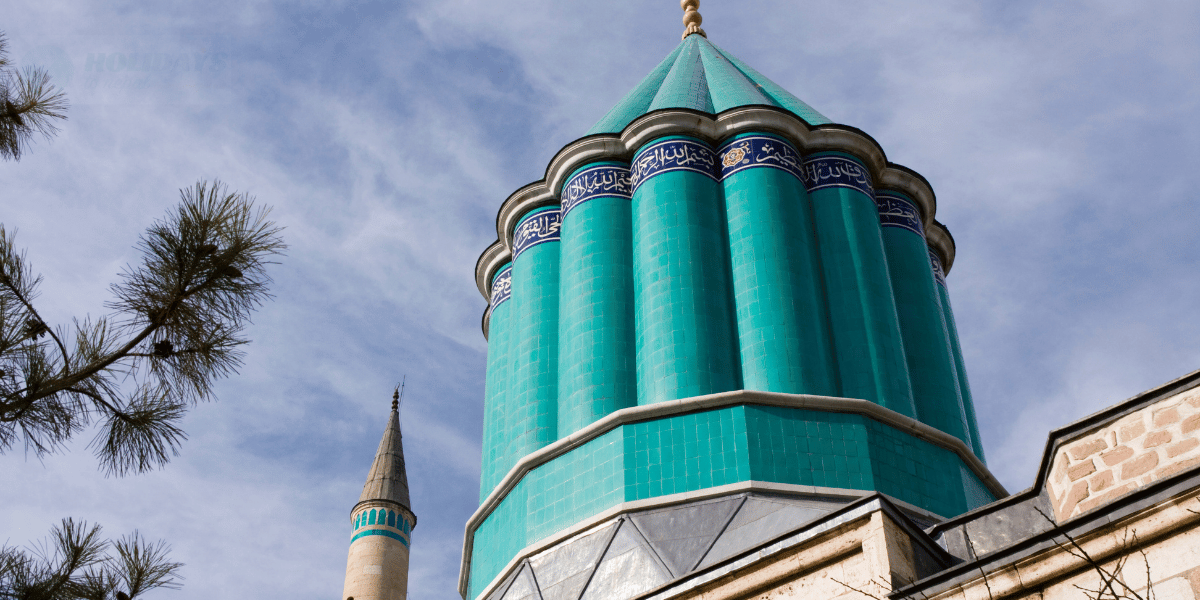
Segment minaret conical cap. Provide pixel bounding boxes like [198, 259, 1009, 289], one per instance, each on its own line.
[357, 389, 411, 512]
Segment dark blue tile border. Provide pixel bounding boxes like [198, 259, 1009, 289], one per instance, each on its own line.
[513, 209, 561, 261]
[630, 138, 718, 193]
[875, 192, 925, 237]
[561, 165, 632, 218]
[802, 155, 873, 197]
[718, 135, 804, 182]
[490, 265, 512, 309]
[929, 248, 947, 287]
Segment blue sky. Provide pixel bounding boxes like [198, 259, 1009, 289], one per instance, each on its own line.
[2, 1, 1198, 599]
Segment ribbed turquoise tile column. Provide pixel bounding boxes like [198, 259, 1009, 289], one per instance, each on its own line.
[480, 264, 513, 502]
[875, 192, 969, 444]
[802, 153, 916, 417]
[557, 163, 637, 437]
[931, 251, 986, 461]
[506, 208, 561, 474]
[718, 134, 836, 395]
[630, 136, 740, 404]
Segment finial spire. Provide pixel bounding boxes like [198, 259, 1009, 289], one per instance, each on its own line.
[393, 376, 405, 412]
[681, 0, 706, 40]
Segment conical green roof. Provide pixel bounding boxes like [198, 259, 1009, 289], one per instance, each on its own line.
[587, 35, 831, 135]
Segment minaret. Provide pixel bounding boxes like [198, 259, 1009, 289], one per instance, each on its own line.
[343, 388, 415, 600]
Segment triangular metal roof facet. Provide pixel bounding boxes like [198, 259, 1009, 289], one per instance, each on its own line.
[586, 35, 831, 135]
[358, 401, 412, 512]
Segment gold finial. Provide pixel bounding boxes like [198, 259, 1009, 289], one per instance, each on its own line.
[681, 0, 706, 40]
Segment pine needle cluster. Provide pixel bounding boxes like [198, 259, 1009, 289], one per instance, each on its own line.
[0, 518, 182, 600]
[0, 180, 285, 475]
[0, 32, 68, 161]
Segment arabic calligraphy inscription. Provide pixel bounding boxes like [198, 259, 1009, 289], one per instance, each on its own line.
[513, 210, 561, 261]
[630, 138, 718, 193]
[561, 165, 632, 218]
[490, 266, 512, 309]
[801, 155, 874, 197]
[875, 193, 924, 237]
[718, 136, 805, 182]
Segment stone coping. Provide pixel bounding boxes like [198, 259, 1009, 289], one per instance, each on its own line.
[473, 105, 955, 303]
[927, 367, 1200, 539]
[458, 390, 1007, 598]
[896, 468, 1200, 599]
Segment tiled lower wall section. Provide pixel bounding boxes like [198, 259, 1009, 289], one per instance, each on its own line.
[469, 405, 996, 598]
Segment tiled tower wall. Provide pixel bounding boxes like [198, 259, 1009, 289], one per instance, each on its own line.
[557, 163, 638, 437]
[480, 265, 513, 501]
[803, 152, 916, 417]
[719, 134, 837, 396]
[479, 134, 982, 501]
[875, 191, 972, 448]
[630, 136, 741, 405]
[506, 208, 561, 473]
[932, 252, 987, 460]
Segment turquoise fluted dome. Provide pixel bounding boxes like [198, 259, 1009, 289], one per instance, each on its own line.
[587, 34, 832, 135]
[463, 28, 999, 600]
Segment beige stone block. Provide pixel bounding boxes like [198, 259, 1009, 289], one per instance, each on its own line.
[1090, 469, 1115, 492]
[1070, 438, 1108, 461]
[1052, 453, 1071, 486]
[1121, 420, 1147, 443]
[1076, 482, 1137, 514]
[1121, 452, 1160, 480]
[1102, 445, 1135, 466]
[1058, 479, 1091, 519]
[1153, 576, 1196, 600]
[1186, 393, 1200, 410]
[1069, 460, 1097, 481]
[1183, 413, 1200, 435]
[1152, 455, 1200, 480]
[1155, 406, 1183, 427]
[1189, 566, 1200, 595]
[1145, 430, 1174, 448]
[1170, 438, 1200, 458]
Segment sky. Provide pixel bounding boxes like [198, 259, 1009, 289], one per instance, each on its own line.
[2, 1, 1199, 599]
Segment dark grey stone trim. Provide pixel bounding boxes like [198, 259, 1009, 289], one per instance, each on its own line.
[635, 494, 955, 600]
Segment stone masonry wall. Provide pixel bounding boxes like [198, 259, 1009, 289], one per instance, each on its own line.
[1047, 385, 1200, 521]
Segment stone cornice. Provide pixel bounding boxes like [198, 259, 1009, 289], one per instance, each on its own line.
[458, 389, 1007, 598]
[926, 220, 957, 273]
[474, 106, 955, 304]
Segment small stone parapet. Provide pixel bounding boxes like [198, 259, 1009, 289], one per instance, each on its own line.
[1048, 384, 1200, 521]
